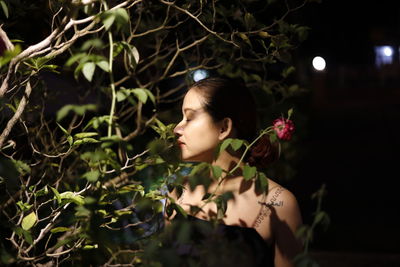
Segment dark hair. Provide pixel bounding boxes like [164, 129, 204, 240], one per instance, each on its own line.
[190, 77, 278, 168]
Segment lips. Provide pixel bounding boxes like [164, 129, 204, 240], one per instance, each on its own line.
[177, 140, 185, 147]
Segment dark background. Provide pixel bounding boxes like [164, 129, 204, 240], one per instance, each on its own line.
[288, 1, 400, 266]
[3, 1, 399, 265]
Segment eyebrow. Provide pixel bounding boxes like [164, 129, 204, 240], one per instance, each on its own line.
[182, 108, 202, 113]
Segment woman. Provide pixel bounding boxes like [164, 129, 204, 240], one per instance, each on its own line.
[170, 77, 302, 267]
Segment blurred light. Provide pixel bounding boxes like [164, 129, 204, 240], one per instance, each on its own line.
[375, 45, 394, 67]
[192, 69, 209, 82]
[383, 46, 393, 56]
[312, 56, 326, 71]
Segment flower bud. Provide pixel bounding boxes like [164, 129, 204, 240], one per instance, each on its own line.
[273, 117, 295, 141]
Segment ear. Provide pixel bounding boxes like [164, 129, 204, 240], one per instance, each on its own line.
[218, 117, 235, 141]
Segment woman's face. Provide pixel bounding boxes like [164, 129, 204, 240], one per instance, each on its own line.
[173, 88, 223, 162]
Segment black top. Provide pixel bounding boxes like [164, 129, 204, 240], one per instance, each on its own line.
[167, 215, 274, 267]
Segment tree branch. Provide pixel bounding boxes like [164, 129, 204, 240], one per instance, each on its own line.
[0, 79, 33, 149]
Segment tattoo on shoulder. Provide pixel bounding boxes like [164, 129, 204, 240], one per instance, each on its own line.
[258, 200, 283, 207]
[253, 186, 285, 228]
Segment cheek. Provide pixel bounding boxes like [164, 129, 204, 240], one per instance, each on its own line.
[186, 121, 220, 148]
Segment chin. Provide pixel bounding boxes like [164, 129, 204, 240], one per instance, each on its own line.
[181, 155, 199, 162]
[180, 149, 215, 163]
[182, 155, 212, 163]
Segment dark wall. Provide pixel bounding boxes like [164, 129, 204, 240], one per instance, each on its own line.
[290, 0, 400, 256]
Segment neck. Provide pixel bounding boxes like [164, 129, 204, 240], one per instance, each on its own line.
[211, 150, 244, 179]
[208, 151, 250, 195]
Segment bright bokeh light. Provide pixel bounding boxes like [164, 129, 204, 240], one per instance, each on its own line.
[312, 56, 326, 71]
[375, 45, 395, 67]
[383, 46, 393, 57]
[192, 69, 209, 82]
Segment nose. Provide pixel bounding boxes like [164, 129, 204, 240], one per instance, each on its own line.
[174, 120, 184, 137]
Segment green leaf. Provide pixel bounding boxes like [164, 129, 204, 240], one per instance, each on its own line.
[118, 184, 145, 196]
[82, 62, 95, 81]
[211, 165, 222, 179]
[75, 206, 91, 218]
[50, 186, 61, 204]
[238, 32, 251, 46]
[24, 57, 57, 72]
[113, 42, 124, 57]
[57, 122, 70, 135]
[287, 108, 294, 119]
[131, 46, 139, 65]
[41, 64, 59, 73]
[74, 132, 98, 139]
[220, 138, 232, 153]
[16, 201, 32, 211]
[314, 211, 330, 226]
[5, 103, 16, 113]
[243, 165, 257, 180]
[154, 118, 166, 132]
[0, 1, 9, 18]
[100, 8, 129, 32]
[12, 160, 30, 175]
[282, 66, 295, 78]
[21, 212, 37, 230]
[257, 172, 269, 193]
[116, 89, 128, 102]
[96, 60, 109, 72]
[51, 227, 71, 234]
[173, 203, 187, 218]
[57, 104, 97, 121]
[220, 191, 234, 202]
[65, 53, 86, 67]
[83, 170, 100, 182]
[145, 88, 155, 105]
[53, 235, 78, 250]
[244, 12, 256, 30]
[115, 8, 129, 25]
[83, 244, 98, 250]
[231, 139, 244, 151]
[115, 41, 140, 66]
[269, 133, 277, 143]
[258, 31, 271, 38]
[189, 162, 209, 176]
[101, 12, 115, 30]
[22, 230, 33, 244]
[35, 185, 49, 197]
[67, 135, 74, 146]
[132, 88, 148, 104]
[73, 137, 99, 145]
[0, 45, 21, 67]
[99, 135, 123, 143]
[215, 193, 233, 220]
[295, 225, 309, 239]
[201, 193, 212, 201]
[60, 191, 85, 205]
[57, 106, 73, 122]
[80, 38, 104, 51]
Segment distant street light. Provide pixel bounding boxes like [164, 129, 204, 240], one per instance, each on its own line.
[383, 46, 393, 57]
[375, 46, 394, 67]
[312, 56, 326, 71]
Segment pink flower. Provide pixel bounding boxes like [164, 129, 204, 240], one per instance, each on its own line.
[273, 117, 295, 141]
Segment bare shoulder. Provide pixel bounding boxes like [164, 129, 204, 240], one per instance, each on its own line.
[264, 180, 302, 225]
[265, 181, 303, 266]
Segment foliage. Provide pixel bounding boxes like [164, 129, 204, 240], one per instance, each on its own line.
[0, 0, 321, 265]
